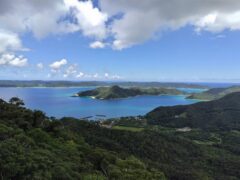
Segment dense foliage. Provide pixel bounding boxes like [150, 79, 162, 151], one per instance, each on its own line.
[1, 95, 240, 179]
[147, 92, 240, 130]
[64, 118, 240, 180]
[0, 98, 165, 180]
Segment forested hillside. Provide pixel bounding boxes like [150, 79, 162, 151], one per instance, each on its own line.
[147, 92, 240, 130]
[187, 86, 240, 100]
[0, 97, 240, 179]
[0, 98, 165, 180]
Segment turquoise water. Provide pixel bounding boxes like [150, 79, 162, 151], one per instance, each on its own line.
[0, 87, 200, 119]
[177, 88, 207, 93]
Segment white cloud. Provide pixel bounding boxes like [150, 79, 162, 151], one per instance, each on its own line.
[64, 0, 108, 39]
[93, 73, 100, 78]
[74, 72, 121, 80]
[0, 0, 70, 39]
[76, 72, 84, 78]
[104, 73, 109, 78]
[89, 41, 106, 49]
[2, 0, 240, 51]
[0, 30, 23, 53]
[99, 0, 240, 49]
[195, 11, 240, 32]
[0, 53, 28, 67]
[49, 59, 67, 70]
[0, 0, 108, 41]
[37, 63, 44, 69]
[63, 64, 78, 78]
[103, 73, 122, 80]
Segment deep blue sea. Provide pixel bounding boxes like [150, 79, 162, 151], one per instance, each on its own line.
[0, 87, 202, 119]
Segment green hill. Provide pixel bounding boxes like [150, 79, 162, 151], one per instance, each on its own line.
[0, 98, 165, 180]
[146, 92, 240, 130]
[187, 86, 240, 100]
[76, 85, 184, 99]
[1, 96, 240, 179]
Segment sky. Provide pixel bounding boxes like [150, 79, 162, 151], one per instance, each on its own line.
[0, 0, 240, 82]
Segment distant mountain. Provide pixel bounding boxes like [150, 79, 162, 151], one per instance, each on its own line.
[0, 80, 207, 88]
[187, 86, 240, 100]
[75, 85, 184, 99]
[146, 92, 240, 130]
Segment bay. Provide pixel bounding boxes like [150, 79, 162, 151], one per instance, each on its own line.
[0, 87, 200, 119]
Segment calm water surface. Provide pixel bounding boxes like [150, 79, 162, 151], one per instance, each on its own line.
[0, 87, 201, 119]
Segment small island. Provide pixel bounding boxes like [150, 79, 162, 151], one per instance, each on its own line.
[74, 85, 185, 100]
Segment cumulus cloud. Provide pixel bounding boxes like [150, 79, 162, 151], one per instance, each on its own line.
[0, 30, 23, 53]
[0, 0, 68, 39]
[2, 0, 240, 51]
[0, 53, 28, 67]
[64, 0, 108, 39]
[0, 0, 108, 42]
[49, 59, 68, 70]
[99, 0, 240, 49]
[63, 64, 78, 78]
[195, 11, 240, 32]
[89, 41, 106, 49]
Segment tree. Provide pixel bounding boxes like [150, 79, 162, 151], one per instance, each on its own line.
[33, 110, 46, 128]
[9, 97, 24, 107]
[0, 99, 6, 105]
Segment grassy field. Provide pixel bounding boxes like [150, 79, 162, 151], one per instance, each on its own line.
[112, 125, 144, 132]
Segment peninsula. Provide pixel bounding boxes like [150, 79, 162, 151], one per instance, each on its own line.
[147, 92, 240, 130]
[187, 86, 240, 100]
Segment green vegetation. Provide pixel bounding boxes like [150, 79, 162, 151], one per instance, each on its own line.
[66, 118, 240, 180]
[112, 126, 144, 132]
[76, 85, 184, 99]
[110, 116, 148, 127]
[0, 97, 165, 179]
[147, 92, 240, 130]
[187, 86, 240, 100]
[1, 95, 240, 179]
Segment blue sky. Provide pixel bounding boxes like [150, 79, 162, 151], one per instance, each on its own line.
[0, 0, 240, 82]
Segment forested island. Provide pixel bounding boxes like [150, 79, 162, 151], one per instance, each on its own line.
[1, 93, 240, 179]
[187, 86, 240, 100]
[75, 85, 185, 99]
